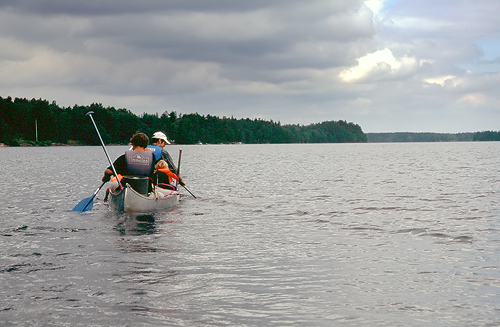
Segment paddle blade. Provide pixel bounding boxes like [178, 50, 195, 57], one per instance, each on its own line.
[72, 182, 105, 212]
[72, 197, 94, 212]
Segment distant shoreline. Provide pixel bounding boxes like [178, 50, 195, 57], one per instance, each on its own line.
[366, 132, 475, 143]
[2, 139, 500, 148]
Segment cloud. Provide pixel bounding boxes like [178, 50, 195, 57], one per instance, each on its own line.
[0, 0, 499, 132]
[424, 75, 456, 86]
[339, 48, 418, 82]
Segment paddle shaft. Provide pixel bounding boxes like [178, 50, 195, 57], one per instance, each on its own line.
[175, 149, 182, 189]
[174, 149, 197, 199]
[86, 111, 123, 189]
[182, 184, 197, 199]
[175, 150, 197, 199]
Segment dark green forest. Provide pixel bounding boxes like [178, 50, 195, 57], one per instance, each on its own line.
[472, 131, 500, 141]
[0, 96, 367, 146]
[366, 132, 475, 142]
[367, 131, 500, 142]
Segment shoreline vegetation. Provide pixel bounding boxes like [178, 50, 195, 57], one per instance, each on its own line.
[1, 96, 499, 146]
[367, 131, 500, 142]
[367, 132, 475, 143]
[0, 96, 366, 146]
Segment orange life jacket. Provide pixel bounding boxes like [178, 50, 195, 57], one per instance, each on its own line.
[155, 168, 178, 184]
[110, 174, 123, 182]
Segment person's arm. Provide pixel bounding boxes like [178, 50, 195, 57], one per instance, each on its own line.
[102, 156, 124, 182]
[166, 170, 178, 181]
[161, 150, 177, 174]
[102, 168, 114, 182]
[162, 150, 185, 186]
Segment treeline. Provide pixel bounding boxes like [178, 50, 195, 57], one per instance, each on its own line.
[367, 132, 475, 143]
[0, 96, 367, 146]
[473, 131, 500, 141]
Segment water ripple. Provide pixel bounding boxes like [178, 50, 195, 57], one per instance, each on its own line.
[0, 144, 499, 326]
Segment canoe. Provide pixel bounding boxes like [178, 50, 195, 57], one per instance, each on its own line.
[108, 183, 180, 213]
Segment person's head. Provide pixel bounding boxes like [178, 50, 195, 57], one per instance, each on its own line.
[155, 160, 168, 170]
[130, 132, 149, 149]
[151, 131, 171, 147]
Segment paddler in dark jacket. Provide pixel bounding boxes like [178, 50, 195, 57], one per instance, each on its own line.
[102, 132, 155, 182]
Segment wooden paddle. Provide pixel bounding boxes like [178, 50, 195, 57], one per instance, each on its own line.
[175, 149, 197, 199]
[175, 149, 182, 190]
[182, 185, 197, 199]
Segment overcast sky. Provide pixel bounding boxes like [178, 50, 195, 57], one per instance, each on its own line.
[1, 0, 499, 132]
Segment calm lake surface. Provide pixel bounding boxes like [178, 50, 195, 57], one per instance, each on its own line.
[1, 142, 499, 326]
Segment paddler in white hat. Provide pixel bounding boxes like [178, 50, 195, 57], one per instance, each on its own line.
[147, 131, 185, 186]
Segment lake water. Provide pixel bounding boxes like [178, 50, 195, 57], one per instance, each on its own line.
[0, 142, 499, 326]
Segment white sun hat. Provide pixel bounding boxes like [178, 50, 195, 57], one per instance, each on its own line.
[152, 131, 171, 144]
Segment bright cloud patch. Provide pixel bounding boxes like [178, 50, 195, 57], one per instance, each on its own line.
[458, 93, 486, 107]
[339, 48, 417, 82]
[424, 75, 456, 86]
[364, 0, 385, 17]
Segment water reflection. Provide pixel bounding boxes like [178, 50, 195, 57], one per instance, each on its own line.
[100, 209, 181, 319]
[101, 210, 181, 255]
[107, 212, 157, 236]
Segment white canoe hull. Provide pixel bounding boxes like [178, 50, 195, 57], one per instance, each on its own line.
[108, 184, 180, 213]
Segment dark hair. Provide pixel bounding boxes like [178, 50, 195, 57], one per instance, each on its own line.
[151, 138, 161, 144]
[130, 133, 149, 148]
